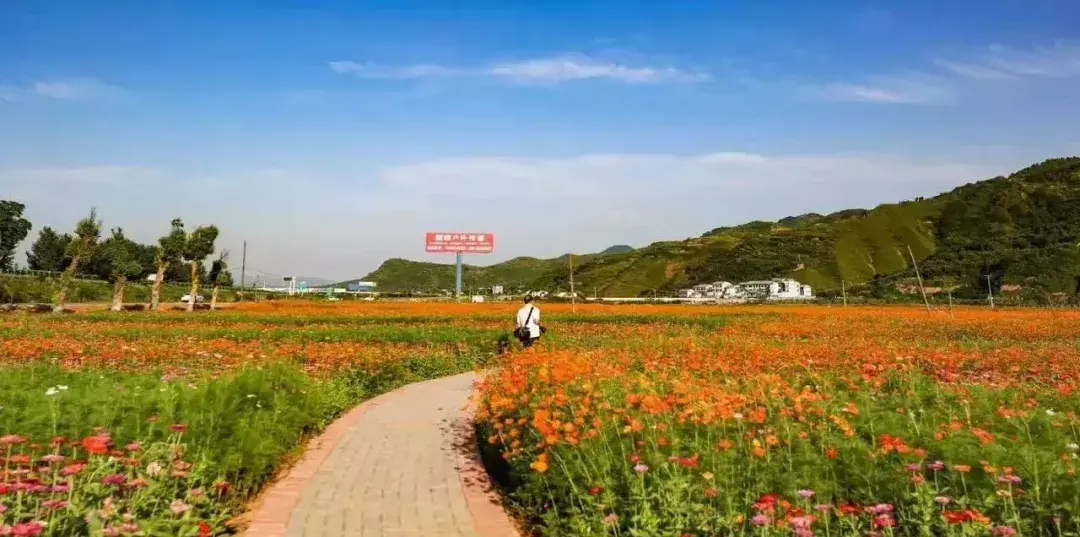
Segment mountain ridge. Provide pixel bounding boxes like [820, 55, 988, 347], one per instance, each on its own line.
[355, 158, 1080, 298]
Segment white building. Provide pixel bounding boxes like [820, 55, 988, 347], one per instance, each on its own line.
[736, 278, 813, 300]
[678, 288, 702, 299]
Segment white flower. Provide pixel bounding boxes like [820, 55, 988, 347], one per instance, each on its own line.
[45, 387, 59, 396]
[1046, 409, 1057, 417]
[246, 394, 256, 399]
[1066, 443, 1079, 452]
[57, 385, 69, 391]
[733, 413, 744, 420]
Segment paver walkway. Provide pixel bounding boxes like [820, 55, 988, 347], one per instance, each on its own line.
[246, 372, 519, 537]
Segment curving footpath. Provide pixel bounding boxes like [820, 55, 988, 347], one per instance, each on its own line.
[245, 372, 520, 537]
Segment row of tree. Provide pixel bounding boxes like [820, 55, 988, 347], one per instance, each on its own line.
[0, 200, 230, 312]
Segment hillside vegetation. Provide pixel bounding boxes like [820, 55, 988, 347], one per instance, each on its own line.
[358, 158, 1080, 298]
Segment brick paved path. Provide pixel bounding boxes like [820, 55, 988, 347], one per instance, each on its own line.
[246, 372, 519, 537]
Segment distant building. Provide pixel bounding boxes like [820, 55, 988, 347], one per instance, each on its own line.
[737, 278, 812, 300]
[347, 281, 377, 292]
[679, 278, 813, 301]
[492, 285, 504, 295]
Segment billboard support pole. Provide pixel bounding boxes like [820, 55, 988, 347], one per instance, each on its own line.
[455, 252, 463, 302]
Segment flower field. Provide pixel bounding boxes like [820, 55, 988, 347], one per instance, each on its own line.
[0, 301, 724, 535]
[3, 303, 1078, 536]
[475, 306, 1080, 536]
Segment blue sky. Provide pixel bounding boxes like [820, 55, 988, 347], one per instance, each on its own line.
[2, 0, 1079, 280]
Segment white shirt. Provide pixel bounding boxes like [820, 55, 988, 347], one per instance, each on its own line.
[516, 305, 541, 338]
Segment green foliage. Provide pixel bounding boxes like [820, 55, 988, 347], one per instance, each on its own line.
[67, 207, 103, 262]
[0, 199, 33, 270]
[209, 251, 230, 286]
[183, 225, 219, 264]
[25, 226, 72, 271]
[97, 228, 150, 281]
[158, 218, 187, 264]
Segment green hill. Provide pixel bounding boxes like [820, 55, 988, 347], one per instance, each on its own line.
[355, 158, 1080, 297]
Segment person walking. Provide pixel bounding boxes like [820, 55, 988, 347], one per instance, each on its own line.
[515, 296, 543, 348]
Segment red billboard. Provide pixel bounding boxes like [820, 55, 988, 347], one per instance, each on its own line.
[425, 232, 495, 254]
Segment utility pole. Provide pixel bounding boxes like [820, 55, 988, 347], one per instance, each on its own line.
[455, 252, 463, 302]
[907, 245, 930, 312]
[568, 253, 576, 313]
[240, 240, 247, 298]
[841, 280, 847, 307]
[947, 289, 954, 320]
[985, 274, 995, 308]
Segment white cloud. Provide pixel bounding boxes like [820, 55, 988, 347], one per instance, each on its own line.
[813, 73, 950, 104]
[327, 61, 461, 79]
[0, 79, 124, 102]
[328, 54, 707, 85]
[486, 55, 708, 84]
[935, 41, 1080, 80]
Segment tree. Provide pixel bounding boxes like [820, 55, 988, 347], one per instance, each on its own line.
[182, 225, 218, 312]
[101, 228, 143, 311]
[26, 227, 72, 272]
[54, 208, 102, 312]
[0, 200, 33, 270]
[151, 218, 186, 311]
[208, 250, 230, 310]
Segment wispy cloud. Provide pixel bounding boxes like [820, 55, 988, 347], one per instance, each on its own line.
[811, 73, 950, 104]
[487, 55, 708, 84]
[935, 41, 1080, 80]
[0, 78, 125, 102]
[328, 54, 707, 85]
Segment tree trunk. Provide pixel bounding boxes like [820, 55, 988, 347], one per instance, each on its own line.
[111, 276, 126, 312]
[52, 254, 81, 313]
[211, 284, 220, 310]
[186, 261, 199, 312]
[150, 262, 166, 310]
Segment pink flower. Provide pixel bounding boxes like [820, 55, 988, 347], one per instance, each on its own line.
[10, 522, 45, 536]
[935, 496, 951, 506]
[126, 442, 142, 452]
[814, 504, 832, 512]
[998, 475, 1022, 485]
[40, 454, 65, 464]
[42, 499, 68, 510]
[906, 463, 922, 472]
[751, 514, 771, 526]
[790, 516, 814, 529]
[798, 489, 815, 499]
[0, 435, 27, 445]
[873, 514, 896, 528]
[170, 499, 191, 516]
[0, 503, 6, 514]
[993, 526, 1018, 537]
[121, 522, 140, 533]
[603, 513, 619, 526]
[633, 464, 649, 474]
[929, 460, 946, 471]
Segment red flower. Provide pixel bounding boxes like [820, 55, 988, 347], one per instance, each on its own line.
[101, 474, 127, 486]
[81, 435, 111, 455]
[839, 503, 861, 516]
[60, 463, 86, 477]
[588, 486, 604, 496]
[170, 424, 189, 433]
[199, 521, 212, 537]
